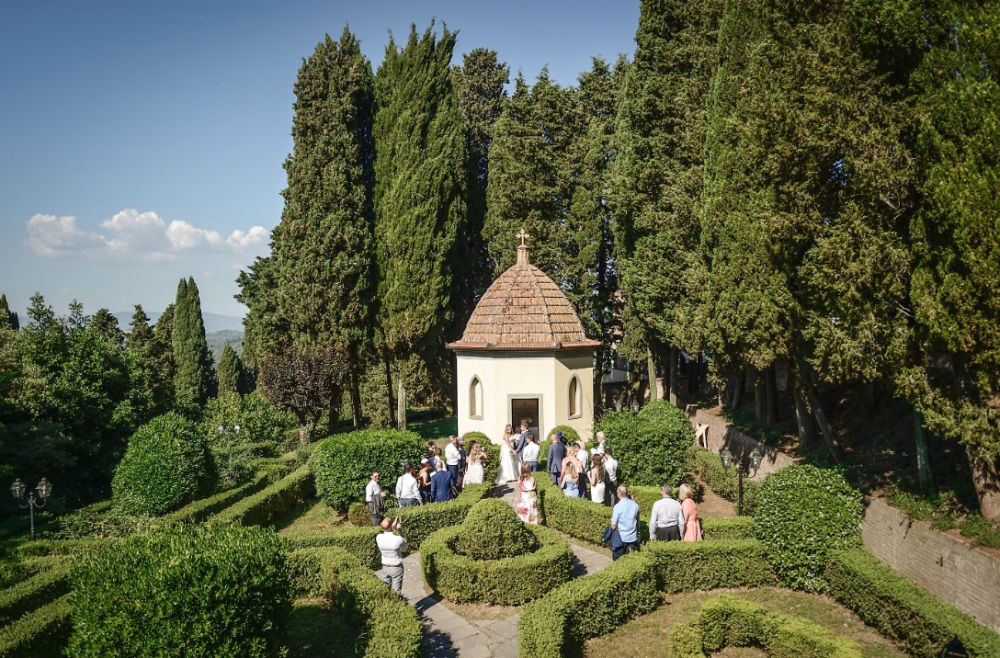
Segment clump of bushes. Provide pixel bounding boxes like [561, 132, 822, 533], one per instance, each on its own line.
[67, 523, 291, 658]
[111, 413, 212, 516]
[202, 392, 288, 488]
[455, 499, 537, 560]
[310, 429, 425, 511]
[595, 400, 693, 486]
[754, 464, 862, 590]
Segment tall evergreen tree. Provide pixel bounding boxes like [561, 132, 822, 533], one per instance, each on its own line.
[451, 48, 510, 334]
[374, 23, 467, 414]
[270, 28, 376, 429]
[217, 344, 244, 395]
[0, 294, 15, 330]
[172, 278, 216, 405]
[126, 304, 174, 421]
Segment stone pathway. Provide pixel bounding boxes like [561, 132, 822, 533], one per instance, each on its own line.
[399, 485, 612, 658]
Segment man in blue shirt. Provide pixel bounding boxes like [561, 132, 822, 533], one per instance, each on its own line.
[430, 461, 455, 503]
[610, 485, 640, 560]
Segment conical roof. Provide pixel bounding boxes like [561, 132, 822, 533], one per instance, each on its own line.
[447, 242, 601, 352]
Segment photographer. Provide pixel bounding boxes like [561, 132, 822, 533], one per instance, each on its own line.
[375, 516, 409, 593]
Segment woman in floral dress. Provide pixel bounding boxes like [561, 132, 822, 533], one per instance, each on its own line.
[515, 464, 538, 524]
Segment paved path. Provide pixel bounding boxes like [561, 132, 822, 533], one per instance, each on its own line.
[399, 485, 612, 658]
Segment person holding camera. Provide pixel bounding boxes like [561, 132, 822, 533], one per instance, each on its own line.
[376, 516, 409, 593]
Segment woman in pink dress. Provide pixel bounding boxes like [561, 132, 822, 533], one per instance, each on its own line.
[679, 483, 701, 541]
[515, 464, 538, 524]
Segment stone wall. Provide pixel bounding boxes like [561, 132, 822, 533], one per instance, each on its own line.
[679, 400, 1000, 633]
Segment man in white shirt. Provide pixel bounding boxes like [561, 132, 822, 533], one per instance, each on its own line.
[395, 464, 422, 507]
[521, 433, 540, 471]
[602, 449, 619, 505]
[595, 431, 606, 453]
[375, 516, 409, 593]
[649, 484, 685, 541]
[445, 436, 462, 486]
[365, 470, 386, 527]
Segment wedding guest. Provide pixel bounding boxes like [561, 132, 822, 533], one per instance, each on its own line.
[417, 458, 432, 502]
[589, 454, 607, 505]
[395, 464, 423, 507]
[375, 516, 408, 593]
[561, 462, 580, 498]
[365, 470, 387, 526]
[515, 464, 538, 524]
[560, 447, 583, 494]
[649, 485, 685, 541]
[575, 442, 590, 495]
[603, 449, 619, 505]
[430, 461, 455, 503]
[610, 485, 640, 559]
[547, 432, 567, 486]
[521, 433, 540, 472]
[463, 442, 485, 486]
[445, 435, 462, 486]
[679, 484, 702, 541]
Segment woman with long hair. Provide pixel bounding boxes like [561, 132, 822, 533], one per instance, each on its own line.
[589, 454, 607, 504]
[561, 462, 580, 498]
[464, 441, 485, 486]
[515, 464, 538, 524]
[679, 483, 702, 541]
[496, 424, 520, 484]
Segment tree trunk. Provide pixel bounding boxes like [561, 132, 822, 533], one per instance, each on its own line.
[669, 347, 679, 406]
[350, 367, 363, 431]
[729, 370, 745, 411]
[328, 384, 342, 436]
[914, 409, 933, 495]
[397, 376, 407, 431]
[803, 382, 845, 463]
[753, 369, 765, 423]
[765, 367, 779, 426]
[968, 447, 1000, 521]
[647, 346, 658, 403]
[384, 356, 396, 428]
[298, 422, 309, 445]
[792, 381, 817, 448]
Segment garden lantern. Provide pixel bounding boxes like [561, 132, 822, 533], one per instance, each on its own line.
[719, 445, 760, 516]
[10, 477, 52, 540]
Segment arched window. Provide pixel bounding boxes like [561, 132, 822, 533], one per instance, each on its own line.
[470, 376, 483, 419]
[568, 376, 581, 418]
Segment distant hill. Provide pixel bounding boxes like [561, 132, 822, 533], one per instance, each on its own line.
[113, 311, 244, 333]
[206, 330, 244, 363]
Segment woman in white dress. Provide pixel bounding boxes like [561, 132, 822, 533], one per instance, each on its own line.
[496, 424, 520, 484]
[463, 442, 485, 486]
[589, 454, 607, 504]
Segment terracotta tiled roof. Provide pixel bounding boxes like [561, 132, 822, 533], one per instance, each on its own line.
[448, 245, 601, 352]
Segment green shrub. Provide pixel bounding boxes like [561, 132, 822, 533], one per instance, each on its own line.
[0, 562, 71, 627]
[67, 524, 291, 658]
[645, 540, 777, 592]
[826, 549, 1000, 658]
[670, 593, 862, 658]
[421, 524, 572, 605]
[595, 400, 693, 486]
[960, 512, 992, 537]
[688, 447, 761, 515]
[701, 516, 755, 540]
[519, 550, 661, 658]
[461, 431, 501, 485]
[162, 465, 290, 525]
[283, 527, 381, 570]
[754, 465, 862, 590]
[538, 425, 582, 471]
[203, 392, 288, 488]
[0, 594, 72, 658]
[112, 412, 212, 516]
[396, 483, 492, 548]
[348, 501, 371, 527]
[537, 476, 612, 545]
[15, 537, 116, 559]
[311, 429, 425, 511]
[211, 464, 314, 527]
[455, 499, 537, 559]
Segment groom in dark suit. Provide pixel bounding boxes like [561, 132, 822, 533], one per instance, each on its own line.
[514, 419, 530, 457]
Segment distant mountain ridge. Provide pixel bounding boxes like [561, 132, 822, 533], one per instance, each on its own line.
[113, 311, 244, 333]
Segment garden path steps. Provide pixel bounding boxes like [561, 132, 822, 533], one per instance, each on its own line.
[401, 484, 613, 658]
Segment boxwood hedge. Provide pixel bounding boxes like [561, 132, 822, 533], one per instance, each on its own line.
[283, 527, 381, 570]
[461, 432, 501, 485]
[645, 540, 777, 593]
[701, 516, 755, 540]
[455, 499, 537, 560]
[67, 523, 291, 658]
[0, 562, 71, 627]
[0, 593, 72, 658]
[688, 447, 761, 515]
[421, 523, 572, 605]
[826, 549, 1000, 658]
[668, 593, 862, 658]
[595, 400, 693, 487]
[211, 464, 314, 527]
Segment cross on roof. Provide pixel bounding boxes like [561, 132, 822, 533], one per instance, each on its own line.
[518, 229, 530, 246]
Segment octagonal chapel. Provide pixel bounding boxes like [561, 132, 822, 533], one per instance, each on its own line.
[447, 235, 600, 444]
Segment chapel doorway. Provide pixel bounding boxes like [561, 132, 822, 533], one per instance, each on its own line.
[510, 398, 540, 444]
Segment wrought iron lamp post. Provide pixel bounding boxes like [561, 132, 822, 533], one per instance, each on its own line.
[9, 478, 52, 541]
[719, 446, 762, 516]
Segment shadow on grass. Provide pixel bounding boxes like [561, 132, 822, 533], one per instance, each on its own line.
[411, 416, 458, 441]
[287, 599, 363, 658]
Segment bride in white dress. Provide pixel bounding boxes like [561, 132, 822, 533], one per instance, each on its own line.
[496, 424, 520, 484]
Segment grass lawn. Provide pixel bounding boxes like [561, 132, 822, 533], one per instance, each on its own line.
[275, 499, 346, 533]
[286, 598, 362, 658]
[584, 588, 905, 658]
[411, 415, 458, 442]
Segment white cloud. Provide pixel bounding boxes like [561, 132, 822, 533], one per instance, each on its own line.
[26, 209, 268, 260]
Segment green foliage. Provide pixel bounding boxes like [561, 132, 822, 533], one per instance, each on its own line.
[645, 540, 777, 593]
[211, 464, 314, 527]
[754, 465, 863, 590]
[688, 447, 761, 515]
[826, 549, 1000, 658]
[202, 391, 288, 487]
[125, 304, 174, 424]
[701, 516, 755, 541]
[0, 562, 71, 627]
[171, 278, 216, 405]
[421, 524, 572, 605]
[0, 594, 72, 658]
[595, 401, 693, 486]
[536, 476, 611, 544]
[348, 501, 370, 527]
[282, 527, 381, 570]
[67, 524, 291, 658]
[393, 484, 493, 548]
[161, 465, 289, 526]
[668, 593, 862, 658]
[311, 429, 424, 511]
[519, 551, 662, 658]
[455, 498, 537, 560]
[111, 412, 210, 516]
[217, 344, 245, 395]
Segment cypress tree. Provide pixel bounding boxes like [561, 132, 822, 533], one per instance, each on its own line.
[126, 304, 174, 419]
[217, 344, 243, 395]
[374, 23, 467, 414]
[271, 28, 376, 429]
[0, 294, 13, 330]
[172, 277, 216, 405]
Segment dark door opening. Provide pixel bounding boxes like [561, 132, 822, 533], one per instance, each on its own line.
[511, 398, 540, 446]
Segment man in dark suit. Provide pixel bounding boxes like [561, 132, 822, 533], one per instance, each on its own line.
[430, 461, 455, 503]
[514, 419, 530, 457]
[547, 431, 567, 486]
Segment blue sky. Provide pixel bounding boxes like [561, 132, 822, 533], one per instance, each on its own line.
[0, 0, 640, 320]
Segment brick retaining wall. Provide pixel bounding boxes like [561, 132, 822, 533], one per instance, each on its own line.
[679, 401, 1000, 633]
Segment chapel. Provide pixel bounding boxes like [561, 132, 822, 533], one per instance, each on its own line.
[447, 233, 600, 444]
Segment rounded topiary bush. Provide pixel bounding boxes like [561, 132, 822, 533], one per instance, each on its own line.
[456, 499, 537, 560]
[311, 429, 425, 511]
[112, 412, 211, 516]
[754, 464, 863, 590]
[461, 431, 501, 485]
[67, 523, 291, 658]
[595, 400, 693, 486]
